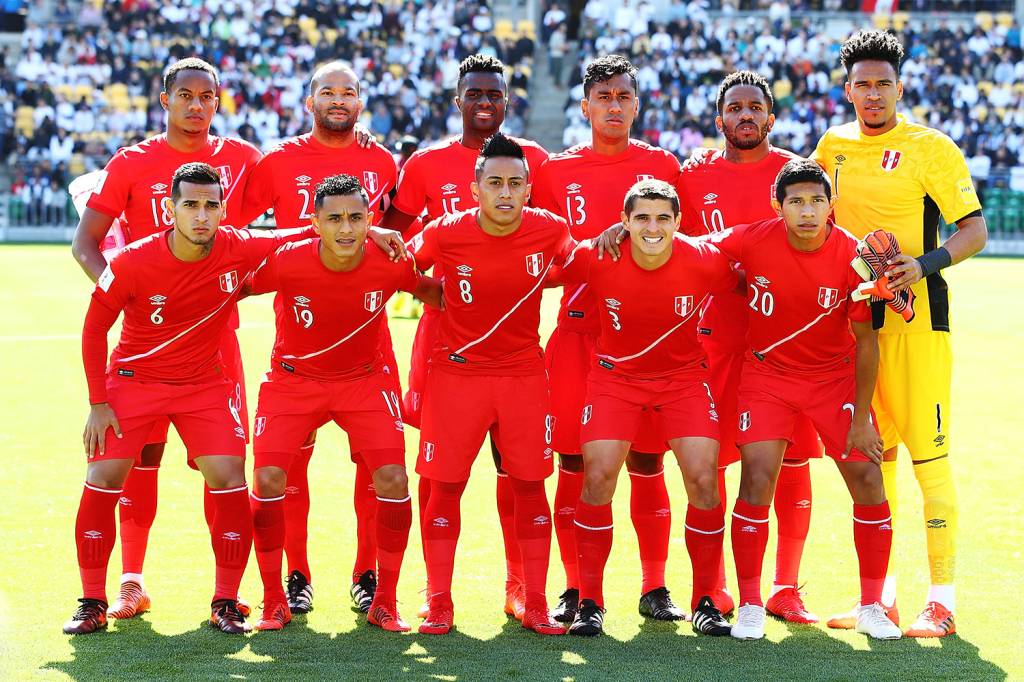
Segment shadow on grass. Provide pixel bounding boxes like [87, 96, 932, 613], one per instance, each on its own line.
[44, 611, 1007, 681]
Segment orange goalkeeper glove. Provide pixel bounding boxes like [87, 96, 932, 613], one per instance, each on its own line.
[851, 230, 916, 323]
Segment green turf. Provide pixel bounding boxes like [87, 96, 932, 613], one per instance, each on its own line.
[1, 245, 1020, 681]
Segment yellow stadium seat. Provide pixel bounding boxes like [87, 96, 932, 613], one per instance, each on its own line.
[519, 64, 532, 79]
[131, 95, 148, 110]
[112, 99, 130, 113]
[219, 91, 236, 115]
[494, 19, 514, 40]
[55, 84, 74, 101]
[69, 153, 86, 177]
[1012, 83, 1024, 95]
[323, 28, 338, 43]
[74, 84, 93, 103]
[977, 80, 993, 96]
[975, 12, 993, 31]
[306, 28, 321, 44]
[995, 106, 1007, 119]
[892, 12, 909, 30]
[872, 14, 890, 30]
[911, 105, 928, 120]
[388, 63, 404, 79]
[516, 20, 535, 38]
[996, 12, 1014, 28]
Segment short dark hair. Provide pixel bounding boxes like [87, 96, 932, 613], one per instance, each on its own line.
[840, 30, 904, 76]
[624, 179, 679, 216]
[716, 70, 774, 114]
[774, 159, 832, 203]
[583, 55, 638, 97]
[314, 174, 369, 212]
[458, 54, 506, 90]
[171, 162, 222, 201]
[474, 132, 528, 180]
[163, 57, 219, 93]
[309, 61, 361, 96]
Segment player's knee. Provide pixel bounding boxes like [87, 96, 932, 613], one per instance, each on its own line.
[254, 466, 287, 498]
[844, 462, 885, 505]
[558, 453, 584, 472]
[686, 470, 720, 509]
[139, 442, 165, 467]
[373, 465, 409, 499]
[86, 459, 132, 489]
[738, 466, 776, 505]
[582, 466, 618, 504]
[625, 451, 663, 475]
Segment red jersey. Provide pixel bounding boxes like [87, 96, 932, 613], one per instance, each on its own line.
[709, 218, 871, 378]
[249, 239, 419, 381]
[407, 207, 575, 375]
[530, 140, 681, 334]
[238, 134, 398, 228]
[557, 237, 736, 379]
[86, 134, 261, 242]
[676, 147, 800, 353]
[392, 135, 549, 224]
[82, 226, 313, 403]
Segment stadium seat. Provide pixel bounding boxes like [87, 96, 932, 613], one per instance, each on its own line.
[996, 13, 1014, 28]
[872, 14, 890, 30]
[975, 12, 993, 31]
[494, 19, 514, 41]
[516, 20, 535, 39]
[892, 12, 909, 30]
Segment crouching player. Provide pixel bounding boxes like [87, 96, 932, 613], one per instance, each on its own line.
[709, 160, 899, 640]
[246, 175, 440, 632]
[66, 162, 323, 635]
[554, 180, 735, 637]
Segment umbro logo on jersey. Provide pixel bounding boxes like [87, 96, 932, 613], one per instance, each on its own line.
[364, 290, 384, 312]
[219, 271, 238, 293]
[818, 286, 840, 308]
[566, 183, 582, 193]
[754, 276, 770, 287]
[83, 530, 103, 539]
[363, 171, 379, 195]
[441, 183, 458, 194]
[294, 295, 310, 307]
[703, 192, 718, 204]
[739, 411, 751, 432]
[525, 252, 544, 276]
[423, 441, 436, 462]
[835, 155, 846, 164]
[881, 150, 902, 172]
[675, 295, 694, 317]
[149, 294, 167, 304]
[457, 264, 473, 276]
[254, 417, 266, 437]
[150, 182, 168, 194]
[605, 298, 621, 309]
[295, 175, 312, 185]
[221, 532, 241, 541]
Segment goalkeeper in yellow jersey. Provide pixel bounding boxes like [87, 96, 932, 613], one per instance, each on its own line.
[812, 30, 987, 638]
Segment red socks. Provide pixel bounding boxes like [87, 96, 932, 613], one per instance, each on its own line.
[508, 477, 551, 610]
[853, 501, 893, 606]
[628, 468, 671, 594]
[731, 499, 770, 607]
[715, 466, 729, 593]
[421, 479, 467, 597]
[76, 482, 122, 602]
[283, 443, 313, 580]
[575, 500, 613, 608]
[208, 485, 253, 602]
[774, 459, 812, 587]
[373, 493, 412, 605]
[685, 504, 726, 611]
[119, 465, 159, 575]
[352, 456, 378, 582]
[496, 473, 524, 592]
[553, 467, 583, 590]
[250, 490, 286, 602]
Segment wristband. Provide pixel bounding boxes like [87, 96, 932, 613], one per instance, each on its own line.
[916, 246, 951, 278]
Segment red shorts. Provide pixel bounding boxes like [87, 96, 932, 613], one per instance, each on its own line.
[736, 362, 872, 462]
[253, 369, 406, 471]
[417, 368, 553, 483]
[402, 306, 440, 429]
[545, 327, 665, 455]
[706, 344, 822, 466]
[144, 329, 249, 446]
[581, 371, 720, 445]
[97, 377, 246, 465]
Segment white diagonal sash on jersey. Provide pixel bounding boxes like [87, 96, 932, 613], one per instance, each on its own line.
[560, 242, 590, 308]
[596, 293, 709, 363]
[281, 305, 387, 360]
[115, 270, 254, 364]
[453, 260, 554, 356]
[754, 293, 848, 357]
[565, 283, 587, 307]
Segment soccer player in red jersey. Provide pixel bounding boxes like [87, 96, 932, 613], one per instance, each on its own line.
[408, 134, 573, 636]
[554, 180, 735, 638]
[237, 62, 402, 616]
[706, 160, 900, 641]
[675, 71, 822, 623]
[245, 175, 440, 633]
[381, 54, 548, 620]
[529, 55, 684, 623]
[64, 163, 316, 635]
[68, 57, 262, 621]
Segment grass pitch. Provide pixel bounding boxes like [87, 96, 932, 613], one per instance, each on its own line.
[1, 245, 1020, 681]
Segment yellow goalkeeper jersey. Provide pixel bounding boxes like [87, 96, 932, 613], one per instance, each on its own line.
[811, 115, 982, 335]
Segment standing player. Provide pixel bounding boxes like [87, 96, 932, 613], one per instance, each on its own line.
[529, 55, 684, 623]
[409, 134, 573, 636]
[69, 57, 261, 620]
[237, 61, 401, 616]
[812, 31, 987, 637]
[675, 71, 822, 623]
[555, 180, 734, 638]
[709, 160, 899, 641]
[245, 175, 440, 632]
[381, 54, 549, 619]
[64, 163, 315, 635]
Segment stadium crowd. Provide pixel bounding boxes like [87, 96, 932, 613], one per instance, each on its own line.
[3, 0, 537, 224]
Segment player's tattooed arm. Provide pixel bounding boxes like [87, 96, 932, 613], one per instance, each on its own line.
[72, 208, 117, 282]
[84, 403, 122, 458]
[845, 319, 883, 463]
[595, 222, 627, 261]
[368, 226, 408, 261]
